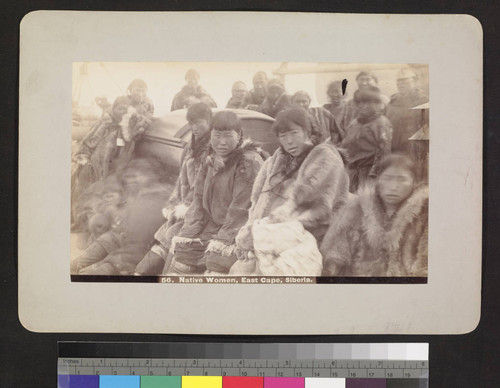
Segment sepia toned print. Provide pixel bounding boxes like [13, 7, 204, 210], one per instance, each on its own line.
[70, 62, 429, 283]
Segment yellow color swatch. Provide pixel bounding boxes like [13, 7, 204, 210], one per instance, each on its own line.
[182, 376, 222, 388]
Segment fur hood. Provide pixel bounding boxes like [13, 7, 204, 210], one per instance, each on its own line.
[358, 184, 428, 252]
[321, 183, 429, 277]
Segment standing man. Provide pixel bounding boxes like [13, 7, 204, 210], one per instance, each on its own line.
[255, 79, 292, 118]
[385, 68, 428, 153]
[171, 69, 217, 111]
[242, 71, 268, 108]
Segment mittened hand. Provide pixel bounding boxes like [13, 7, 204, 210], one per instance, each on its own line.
[162, 207, 173, 220]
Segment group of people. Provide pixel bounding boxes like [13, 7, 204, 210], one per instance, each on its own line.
[71, 67, 429, 278]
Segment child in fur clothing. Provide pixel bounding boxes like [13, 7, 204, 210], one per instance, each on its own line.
[340, 86, 393, 193]
[134, 103, 213, 275]
[231, 107, 349, 273]
[168, 111, 264, 275]
[320, 154, 428, 277]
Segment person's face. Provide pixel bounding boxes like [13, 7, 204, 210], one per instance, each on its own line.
[113, 104, 129, 119]
[129, 87, 147, 104]
[357, 75, 376, 89]
[253, 80, 267, 94]
[397, 77, 416, 96]
[267, 86, 283, 101]
[232, 88, 246, 100]
[186, 75, 199, 89]
[211, 129, 240, 158]
[102, 191, 122, 207]
[292, 95, 311, 110]
[190, 118, 210, 138]
[278, 123, 309, 157]
[122, 170, 157, 193]
[357, 101, 383, 118]
[377, 166, 415, 208]
[328, 87, 344, 104]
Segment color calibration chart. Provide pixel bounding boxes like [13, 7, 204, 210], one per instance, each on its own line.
[58, 342, 429, 388]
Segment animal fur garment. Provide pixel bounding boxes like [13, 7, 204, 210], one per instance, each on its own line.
[236, 142, 349, 256]
[205, 240, 237, 257]
[170, 235, 203, 251]
[320, 184, 429, 277]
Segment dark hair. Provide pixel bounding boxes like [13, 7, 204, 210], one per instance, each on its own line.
[253, 71, 268, 83]
[186, 102, 213, 123]
[356, 71, 378, 84]
[326, 80, 343, 95]
[127, 78, 148, 91]
[291, 90, 311, 103]
[353, 86, 383, 104]
[211, 111, 242, 135]
[267, 78, 285, 92]
[378, 154, 419, 181]
[272, 107, 311, 137]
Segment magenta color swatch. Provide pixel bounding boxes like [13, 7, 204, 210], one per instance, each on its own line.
[264, 377, 305, 388]
[57, 375, 99, 388]
[346, 378, 387, 388]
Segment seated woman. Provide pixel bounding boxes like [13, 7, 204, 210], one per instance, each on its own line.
[232, 107, 349, 272]
[320, 154, 428, 277]
[71, 158, 170, 275]
[134, 103, 213, 275]
[168, 111, 264, 275]
[340, 86, 393, 192]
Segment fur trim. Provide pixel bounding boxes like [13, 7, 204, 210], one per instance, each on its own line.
[360, 184, 428, 253]
[170, 235, 202, 250]
[205, 240, 238, 257]
[119, 106, 137, 142]
[174, 203, 189, 220]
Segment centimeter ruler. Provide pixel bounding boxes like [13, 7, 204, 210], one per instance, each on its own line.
[58, 358, 429, 379]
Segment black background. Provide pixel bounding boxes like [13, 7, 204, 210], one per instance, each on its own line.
[1, 1, 499, 386]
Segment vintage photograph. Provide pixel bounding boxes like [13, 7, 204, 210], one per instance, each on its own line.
[70, 62, 429, 283]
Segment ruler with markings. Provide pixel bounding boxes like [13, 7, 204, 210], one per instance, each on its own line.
[57, 342, 429, 387]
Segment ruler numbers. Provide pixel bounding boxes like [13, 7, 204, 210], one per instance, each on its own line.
[58, 358, 428, 378]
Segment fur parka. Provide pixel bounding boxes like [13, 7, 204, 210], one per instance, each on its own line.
[235, 142, 350, 254]
[320, 184, 429, 277]
[171, 140, 264, 273]
[152, 132, 211, 249]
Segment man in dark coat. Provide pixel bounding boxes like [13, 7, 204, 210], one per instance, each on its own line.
[292, 90, 344, 144]
[242, 71, 268, 108]
[255, 79, 292, 118]
[385, 68, 428, 153]
[226, 81, 249, 109]
[171, 69, 217, 111]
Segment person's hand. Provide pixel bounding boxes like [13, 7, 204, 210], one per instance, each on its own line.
[162, 207, 173, 220]
[75, 154, 89, 166]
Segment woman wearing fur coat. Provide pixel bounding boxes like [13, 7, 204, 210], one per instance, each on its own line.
[320, 154, 428, 277]
[168, 111, 264, 275]
[134, 103, 213, 275]
[232, 107, 349, 272]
